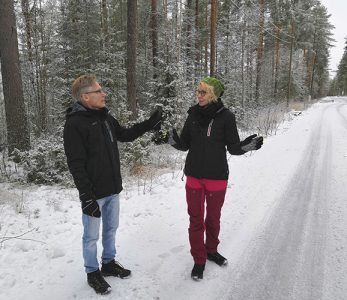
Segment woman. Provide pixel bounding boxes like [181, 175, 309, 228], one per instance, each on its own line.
[170, 77, 263, 281]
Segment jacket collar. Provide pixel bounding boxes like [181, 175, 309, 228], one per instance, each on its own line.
[66, 102, 109, 119]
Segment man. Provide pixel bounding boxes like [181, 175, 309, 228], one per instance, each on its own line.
[63, 74, 162, 295]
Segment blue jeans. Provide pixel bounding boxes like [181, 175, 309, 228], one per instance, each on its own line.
[82, 194, 120, 273]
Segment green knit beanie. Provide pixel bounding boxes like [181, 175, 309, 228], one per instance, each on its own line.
[201, 77, 225, 98]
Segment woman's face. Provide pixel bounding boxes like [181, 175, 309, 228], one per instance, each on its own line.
[196, 83, 214, 106]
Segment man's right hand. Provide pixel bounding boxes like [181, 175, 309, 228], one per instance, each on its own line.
[168, 128, 180, 146]
[80, 193, 101, 218]
[148, 108, 163, 131]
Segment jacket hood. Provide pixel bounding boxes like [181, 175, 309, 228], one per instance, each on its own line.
[66, 102, 109, 118]
[66, 102, 87, 116]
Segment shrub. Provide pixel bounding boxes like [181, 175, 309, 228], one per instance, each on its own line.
[9, 133, 73, 185]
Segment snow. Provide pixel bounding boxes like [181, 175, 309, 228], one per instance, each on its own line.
[1, 97, 347, 300]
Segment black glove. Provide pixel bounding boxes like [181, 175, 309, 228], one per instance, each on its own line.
[148, 108, 163, 131]
[167, 129, 180, 146]
[167, 128, 185, 150]
[79, 192, 101, 218]
[173, 129, 180, 144]
[240, 134, 263, 152]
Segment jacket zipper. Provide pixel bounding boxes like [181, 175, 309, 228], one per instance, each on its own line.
[104, 120, 114, 142]
[207, 107, 224, 137]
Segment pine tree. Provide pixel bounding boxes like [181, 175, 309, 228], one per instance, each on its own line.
[336, 40, 347, 95]
[127, 0, 138, 118]
[0, 0, 30, 152]
[210, 0, 218, 76]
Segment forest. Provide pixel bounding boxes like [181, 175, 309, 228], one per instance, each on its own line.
[0, 0, 347, 185]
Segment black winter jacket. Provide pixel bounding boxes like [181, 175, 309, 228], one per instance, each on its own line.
[63, 102, 153, 200]
[176, 99, 245, 180]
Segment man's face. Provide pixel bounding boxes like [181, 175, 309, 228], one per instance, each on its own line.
[80, 82, 107, 109]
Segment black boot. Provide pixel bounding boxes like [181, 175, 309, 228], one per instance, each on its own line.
[87, 270, 111, 295]
[207, 252, 228, 266]
[191, 263, 205, 281]
[101, 260, 131, 278]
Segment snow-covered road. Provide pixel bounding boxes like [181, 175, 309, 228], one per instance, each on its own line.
[0, 97, 346, 300]
[221, 98, 347, 300]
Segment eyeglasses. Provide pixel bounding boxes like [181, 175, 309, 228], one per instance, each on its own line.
[196, 90, 207, 96]
[83, 89, 106, 94]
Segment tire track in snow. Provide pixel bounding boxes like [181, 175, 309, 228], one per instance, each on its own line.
[335, 100, 347, 131]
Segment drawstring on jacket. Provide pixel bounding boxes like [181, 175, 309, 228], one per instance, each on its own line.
[207, 107, 224, 137]
[207, 119, 214, 137]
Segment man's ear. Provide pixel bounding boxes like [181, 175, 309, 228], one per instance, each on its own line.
[80, 93, 88, 103]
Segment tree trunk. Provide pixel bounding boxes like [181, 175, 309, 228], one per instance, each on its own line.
[194, 0, 201, 79]
[175, 0, 181, 63]
[126, 0, 138, 118]
[308, 31, 317, 97]
[20, 0, 36, 120]
[309, 52, 317, 97]
[210, 0, 218, 76]
[255, 0, 265, 102]
[286, 19, 295, 106]
[274, 26, 281, 99]
[204, 2, 208, 75]
[185, 0, 193, 80]
[37, 0, 48, 133]
[241, 20, 246, 108]
[247, 26, 254, 103]
[21, 0, 49, 134]
[150, 0, 158, 78]
[21, 0, 33, 62]
[101, 0, 109, 46]
[0, 0, 30, 152]
[163, 0, 169, 65]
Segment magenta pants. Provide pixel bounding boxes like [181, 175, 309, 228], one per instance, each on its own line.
[185, 176, 227, 264]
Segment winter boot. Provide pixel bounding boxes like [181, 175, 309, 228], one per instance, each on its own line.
[101, 260, 131, 278]
[87, 270, 111, 295]
[191, 263, 205, 281]
[207, 252, 228, 266]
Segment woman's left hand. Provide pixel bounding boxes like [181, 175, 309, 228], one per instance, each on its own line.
[240, 134, 263, 152]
